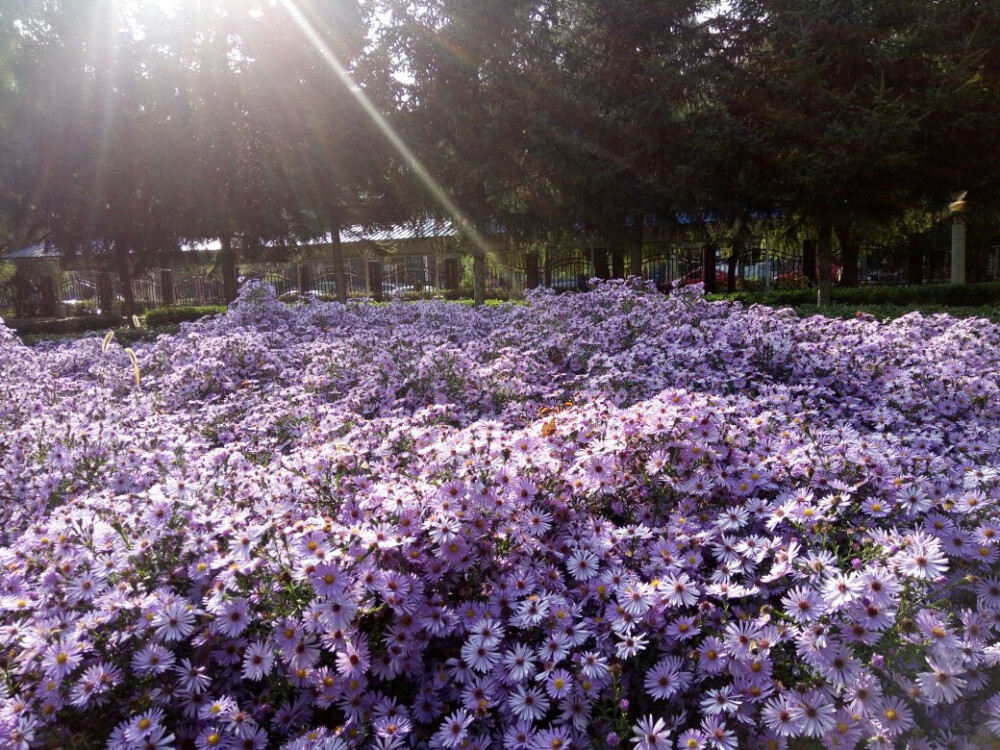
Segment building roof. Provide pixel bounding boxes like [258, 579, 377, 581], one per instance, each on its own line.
[340, 218, 457, 244]
[3, 242, 59, 260]
[5, 219, 461, 260]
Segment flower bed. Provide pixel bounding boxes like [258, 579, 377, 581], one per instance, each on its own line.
[1, 279, 1000, 749]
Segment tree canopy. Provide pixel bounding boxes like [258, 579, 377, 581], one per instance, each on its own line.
[1, 0, 998, 305]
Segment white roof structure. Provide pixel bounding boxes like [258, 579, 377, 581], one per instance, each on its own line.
[5, 219, 461, 260]
[2, 242, 59, 260]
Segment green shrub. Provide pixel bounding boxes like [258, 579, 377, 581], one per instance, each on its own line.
[280, 288, 523, 303]
[790, 302, 1000, 323]
[143, 305, 226, 327]
[10, 314, 123, 337]
[114, 324, 182, 346]
[20, 323, 182, 347]
[708, 282, 1000, 309]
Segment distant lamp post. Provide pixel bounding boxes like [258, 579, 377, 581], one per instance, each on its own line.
[950, 191, 967, 285]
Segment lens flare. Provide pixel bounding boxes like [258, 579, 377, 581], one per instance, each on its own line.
[275, 0, 492, 256]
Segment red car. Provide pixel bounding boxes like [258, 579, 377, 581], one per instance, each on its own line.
[677, 268, 731, 287]
[774, 264, 842, 284]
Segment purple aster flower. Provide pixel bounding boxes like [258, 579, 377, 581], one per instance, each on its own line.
[242, 640, 274, 681]
[632, 715, 671, 750]
[433, 708, 474, 749]
[153, 600, 197, 642]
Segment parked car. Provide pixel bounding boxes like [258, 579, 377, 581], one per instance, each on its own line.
[381, 283, 416, 294]
[548, 276, 589, 292]
[676, 268, 731, 288]
[864, 269, 907, 284]
[742, 261, 783, 282]
[773, 264, 842, 285]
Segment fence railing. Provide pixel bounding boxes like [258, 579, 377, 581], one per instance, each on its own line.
[3, 237, 1000, 319]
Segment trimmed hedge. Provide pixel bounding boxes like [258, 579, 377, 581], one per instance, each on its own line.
[790, 302, 1000, 322]
[143, 305, 226, 327]
[278, 289, 525, 304]
[707, 281, 1000, 308]
[8, 314, 123, 337]
[12, 286, 1000, 343]
[20, 323, 182, 348]
[9, 305, 222, 338]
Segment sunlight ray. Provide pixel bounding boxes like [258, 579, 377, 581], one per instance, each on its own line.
[275, 0, 492, 255]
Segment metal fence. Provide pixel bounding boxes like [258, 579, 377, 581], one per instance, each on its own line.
[4, 236, 1000, 319]
[173, 273, 226, 305]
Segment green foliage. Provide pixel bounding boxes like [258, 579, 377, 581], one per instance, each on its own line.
[10, 314, 123, 337]
[279, 288, 523, 304]
[708, 282, 1000, 308]
[790, 303, 1000, 323]
[3, 0, 1000, 311]
[143, 305, 226, 327]
[19, 324, 181, 347]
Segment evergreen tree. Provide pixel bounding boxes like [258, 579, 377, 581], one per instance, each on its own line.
[718, 0, 997, 301]
[5, 2, 189, 317]
[249, 0, 393, 303]
[373, 0, 554, 304]
[548, 0, 707, 278]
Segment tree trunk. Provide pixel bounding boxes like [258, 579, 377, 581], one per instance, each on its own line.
[115, 239, 136, 321]
[951, 217, 966, 284]
[368, 261, 384, 301]
[221, 234, 238, 304]
[703, 242, 718, 294]
[159, 268, 174, 307]
[816, 219, 833, 307]
[835, 223, 859, 287]
[329, 222, 348, 304]
[444, 258, 460, 291]
[729, 219, 749, 294]
[472, 249, 486, 307]
[526, 249, 540, 289]
[593, 246, 611, 280]
[803, 239, 817, 282]
[628, 216, 644, 278]
[98, 273, 114, 314]
[907, 243, 923, 285]
[611, 249, 625, 278]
